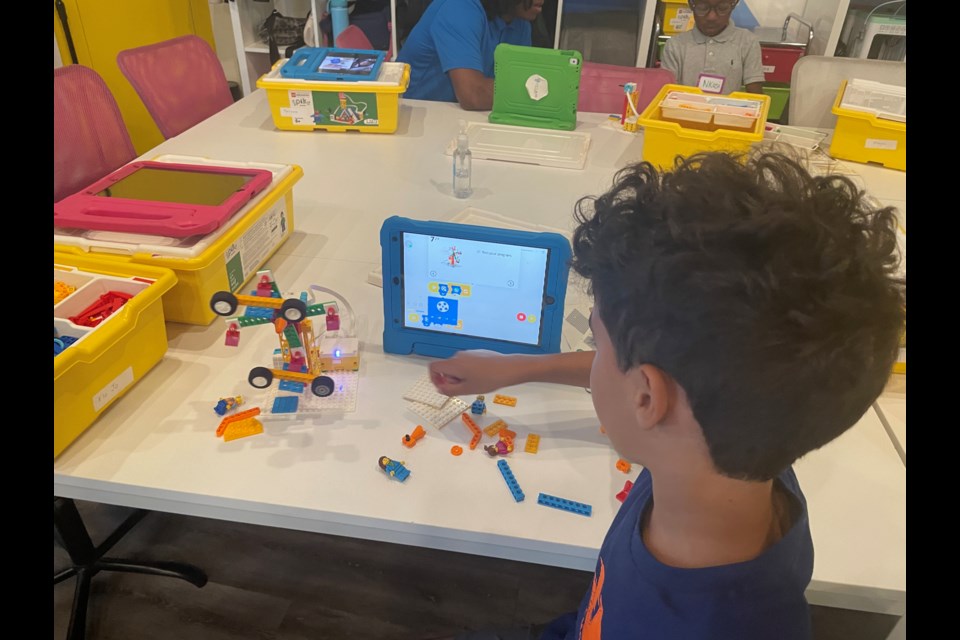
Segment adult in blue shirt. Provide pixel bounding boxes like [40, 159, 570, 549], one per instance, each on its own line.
[397, 0, 543, 110]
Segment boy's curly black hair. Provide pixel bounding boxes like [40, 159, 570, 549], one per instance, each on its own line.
[570, 151, 905, 481]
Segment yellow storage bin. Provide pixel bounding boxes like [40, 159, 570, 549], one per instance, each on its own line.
[662, 1, 695, 34]
[257, 60, 410, 133]
[638, 84, 770, 170]
[829, 80, 906, 171]
[54, 253, 177, 459]
[54, 156, 302, 326]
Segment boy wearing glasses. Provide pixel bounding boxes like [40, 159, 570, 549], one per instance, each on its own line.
[661, 0, 765, 95]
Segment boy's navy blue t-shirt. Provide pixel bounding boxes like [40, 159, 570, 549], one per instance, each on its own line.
[396, 0, 532, 102]
[542, 467, 814, 639]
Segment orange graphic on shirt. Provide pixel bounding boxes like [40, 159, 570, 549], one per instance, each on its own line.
[578, 559, 605, 639]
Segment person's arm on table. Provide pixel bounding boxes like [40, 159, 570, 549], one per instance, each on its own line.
[429, 350, 595, 395]
[448, 68, 494, 111]
[742, 37, 765, 95]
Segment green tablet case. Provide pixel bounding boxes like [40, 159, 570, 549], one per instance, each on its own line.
[489, 44, 582, 131]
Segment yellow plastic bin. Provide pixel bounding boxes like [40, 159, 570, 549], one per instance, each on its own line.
[257, 60, 410, 133]
[54, 156, 302, 326]
[829, 80, 906, 171]
[662, 1, 695, 34]
[638, 84, 770, 170]
[54, 253, 177, 458]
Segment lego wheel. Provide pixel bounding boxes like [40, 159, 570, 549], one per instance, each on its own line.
[210, 291, 239, 316]
[248, 366, 274, 389]
[311, 376, 335, 397]
[280, 298, 308, 323]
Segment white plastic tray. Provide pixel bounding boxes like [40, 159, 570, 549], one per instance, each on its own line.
[444, 121, 591, 170]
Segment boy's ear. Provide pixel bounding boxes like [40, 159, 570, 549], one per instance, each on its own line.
[627, 364, 672, 430]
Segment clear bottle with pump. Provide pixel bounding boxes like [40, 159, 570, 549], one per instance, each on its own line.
[453, 120, 472, 199]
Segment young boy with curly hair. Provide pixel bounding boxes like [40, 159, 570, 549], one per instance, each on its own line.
[429, 150, 906, 639]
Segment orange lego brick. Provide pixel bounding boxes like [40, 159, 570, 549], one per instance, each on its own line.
[484, 419, 508, 437]
[524, 433, 540, 454]
[451, 445, 463, 456]
[616, 459, 632, 473]
[223, 417, 264, 441]
[499, 428, 517, 440]
[462, 412, 483, 450]
[469, 432, 482, 450]
[492, 394, 517, 407]
[402, 425, 426, 448]
[216, 407, 262, 437]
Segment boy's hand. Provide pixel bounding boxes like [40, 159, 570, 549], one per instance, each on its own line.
[428, 350, 515, 396]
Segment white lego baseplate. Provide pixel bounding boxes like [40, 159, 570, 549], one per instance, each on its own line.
[254, 370, 359, 419]
[408, 395, 469, 429]
[402, 374, 450, 408]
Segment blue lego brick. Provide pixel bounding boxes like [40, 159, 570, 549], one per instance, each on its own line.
[278, 380, 306, 393]
[272, 396, 300, 414]
[471, 400, 486, 415]
[497, 460, 525, 502]
[244, 306, 275, 319]
[537, 493, 592, 517]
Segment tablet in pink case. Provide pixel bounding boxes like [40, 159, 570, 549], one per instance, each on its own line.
[54, 161, 274, 238]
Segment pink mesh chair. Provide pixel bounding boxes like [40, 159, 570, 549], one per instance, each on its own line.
[335, 24, 376, 49]
[54, 65, 137, 204]
[577, 62, 676, 115]
[117, 35, 234, 139]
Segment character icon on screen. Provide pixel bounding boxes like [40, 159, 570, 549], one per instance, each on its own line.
[439, 284, 449, 296]
[437, 300, 450, 313]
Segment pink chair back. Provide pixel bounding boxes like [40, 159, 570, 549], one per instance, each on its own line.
[335, 24, 375, 50]
[117, 35, 234, 139]
[577, 62, 676, 115]
[54, 65, 137, 204]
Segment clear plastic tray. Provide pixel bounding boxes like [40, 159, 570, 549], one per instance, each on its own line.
[444, 121, 591, 170]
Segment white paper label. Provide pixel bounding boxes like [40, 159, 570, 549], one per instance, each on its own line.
[526, 74, 549, 101]
[865, 138, 898, 150]
[762, 65, 775, 73]
[93, 366, 134, 412]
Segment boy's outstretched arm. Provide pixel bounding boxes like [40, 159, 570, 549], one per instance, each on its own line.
[428, 350, 595, 396]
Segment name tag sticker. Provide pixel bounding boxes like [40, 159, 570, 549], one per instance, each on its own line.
[697, 73, 725, 94]
[865, 138, 898, 150]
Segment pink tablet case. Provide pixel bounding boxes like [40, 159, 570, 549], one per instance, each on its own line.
[53, 161, 273, 238]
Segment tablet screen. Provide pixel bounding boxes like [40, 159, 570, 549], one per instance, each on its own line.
[402, 232, 550, 346]
[317, 52, 380, 76]
[95, 166, 254, 206]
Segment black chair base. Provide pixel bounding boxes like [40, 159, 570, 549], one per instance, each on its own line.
[54, 497, 207, 640]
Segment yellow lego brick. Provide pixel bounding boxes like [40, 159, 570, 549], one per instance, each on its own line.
[223, 417, 264, 441]
[484, 419, 508, 437]
[524, 433, 540, 454]
[492, 394, 517, 407]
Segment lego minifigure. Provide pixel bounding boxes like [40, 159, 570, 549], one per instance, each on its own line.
[471, 394, 487, 415]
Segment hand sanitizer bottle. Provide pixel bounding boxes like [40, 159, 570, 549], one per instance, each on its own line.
[453, 120, 472, 199]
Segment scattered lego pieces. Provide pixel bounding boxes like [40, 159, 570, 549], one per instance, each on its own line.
[616, 459, 632, 474]
[484, 419, 507, 437]
[214, 395, 244, 416]
[54, 281, 76, 305]
[325, 306, 340, 331]
[222, 417, 263, 441]
[379, 456, 410, 482]
[524, 433, 541, 454]
[224, 322, 241, 347]
[69, 290, 134, 327]
[497, 459, 525, 502]
[492, 394, 517, 407]
[402, 425, 426, 448]
[461, 412, 483, 450]
[272, 396, 300, 413]
[484, 439, 514, 457]
[279, 380, 306, 393]
[471, 395, 487, 415]
[616, 479, 634, 503]
[450, 445, 463, 456]
[216, 407, 261, 437]
[499, 427, 517, 440]
[537, 493, 592, 517]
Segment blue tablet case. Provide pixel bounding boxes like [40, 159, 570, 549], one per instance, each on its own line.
[281, 47, 385, 82]
[380, 216, 572, 358]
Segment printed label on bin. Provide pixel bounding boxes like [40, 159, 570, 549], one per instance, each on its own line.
[224, 201, 289, 292]
[762, 65, 775, 73]
[93, 366, 134, 412]
[282, 89, 380, 127]
[865, 138, 898, 150]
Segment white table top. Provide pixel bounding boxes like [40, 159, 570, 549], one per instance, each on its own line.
[53, 93, 906, 616]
